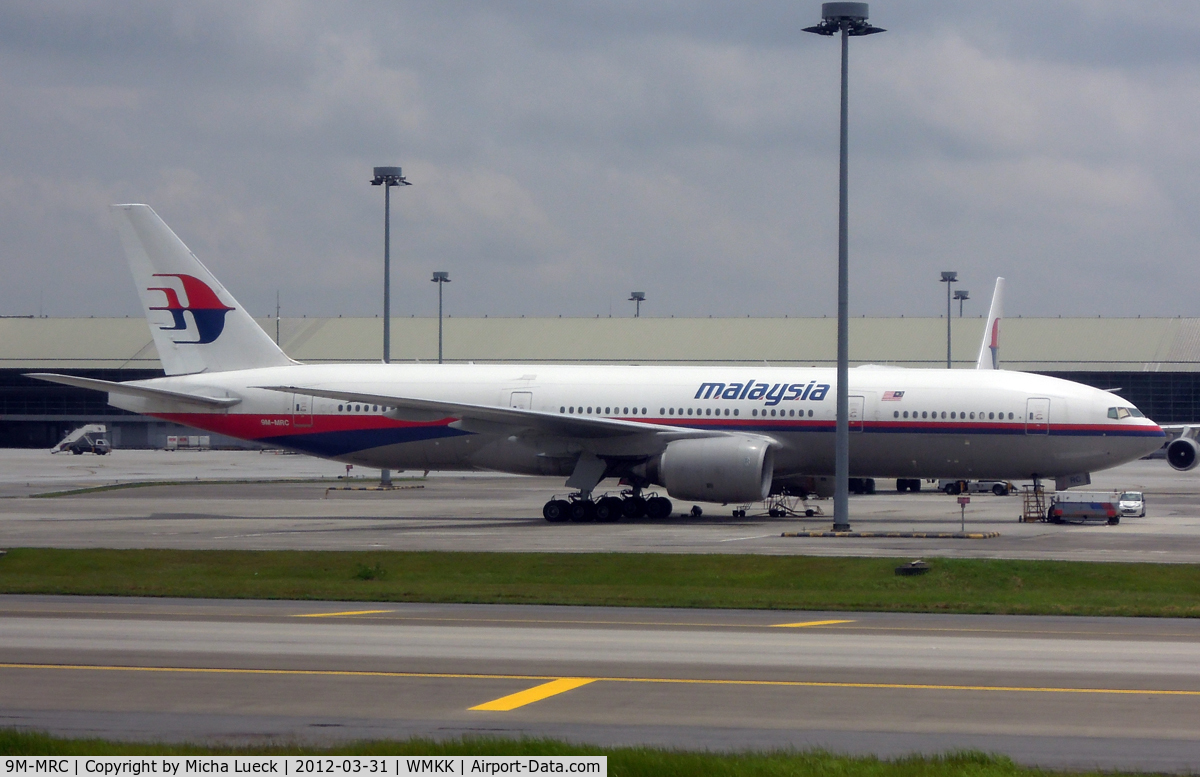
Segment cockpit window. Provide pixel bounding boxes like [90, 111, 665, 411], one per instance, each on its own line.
[1108, 407, 1131, 420]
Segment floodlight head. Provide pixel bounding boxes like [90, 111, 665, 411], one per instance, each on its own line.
[629, 291, 645, 302]
[940, 271, 958, 283]
[803, 2, 885, 36]
[371, 166, 411, 186]
[954, 290, 970, 301]
[432, 271, 450, 283]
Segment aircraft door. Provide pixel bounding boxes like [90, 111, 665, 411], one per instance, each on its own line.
[509, 391, 533, 410]
[1026, 397, 1050, 434]
[292, 393, 313, 428]
[849, 395, 865, 432]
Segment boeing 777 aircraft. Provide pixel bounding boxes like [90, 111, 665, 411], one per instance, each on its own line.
[30, 205, 1167, 521]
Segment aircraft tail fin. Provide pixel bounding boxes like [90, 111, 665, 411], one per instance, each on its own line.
[975, 277, 1005, 370]
[111, 204, 294, 376]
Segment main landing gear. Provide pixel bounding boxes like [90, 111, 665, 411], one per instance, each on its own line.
[542, 488, 672, 523]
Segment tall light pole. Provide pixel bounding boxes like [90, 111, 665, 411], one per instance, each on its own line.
[371, 165, 410, 488]
[941, 271, 957, 369]
[954, 289, 970, 317]
[370, 166, 411, 364]
[629, 291, 645, 318]
[804, 2, 884, 531]
[431, 271, 450, 363]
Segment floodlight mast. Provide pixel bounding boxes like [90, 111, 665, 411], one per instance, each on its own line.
[803, 3, 884, 531]
[431, 271, 450, 363]
[954, 289, 970, 317]
[629, 291, 645, 318]
[370, 166, 411, 365]
[371, 166, 411, 489]
[941, 271, 957, 369]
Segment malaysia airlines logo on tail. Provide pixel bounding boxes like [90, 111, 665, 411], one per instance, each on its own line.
[147, 273, 234, 344]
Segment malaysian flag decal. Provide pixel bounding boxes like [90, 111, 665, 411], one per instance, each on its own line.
[882, 391, 905, 401]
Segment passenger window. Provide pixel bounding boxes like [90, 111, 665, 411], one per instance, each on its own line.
[625, 407, 630, 414]
[733, 409, 739, 416]
[641, 408, 646, 414]
[988, 412, 994, 420]
[941, 412, 946, 419]
[921, 411, 927, 419]
[753, 409, 758, 416]
[725, 409, 730, 416]
[808, 410, 813, 417]
[969, 412, 974, 419]
[1008, 412, 1014, 420]
[894, 411, 899, 418]
[687, 408, 693, 415]
[705, 408, 711, 416]
[337, 405, 343, 412]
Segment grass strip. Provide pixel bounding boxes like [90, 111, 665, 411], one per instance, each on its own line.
[2, 549, 1199, 616]
[0, 730, 1144, 776]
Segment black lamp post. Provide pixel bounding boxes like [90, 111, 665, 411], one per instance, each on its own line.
[803, 3, 884, 531]
[431, 271, 450, 363]
[371, 166, 411, 487]
[629, 291, 645, 318]
[370, 166, 411, 365]
[941, 271, 957, 369]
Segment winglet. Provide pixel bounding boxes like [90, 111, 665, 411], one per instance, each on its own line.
[975, 277, 1005, 370]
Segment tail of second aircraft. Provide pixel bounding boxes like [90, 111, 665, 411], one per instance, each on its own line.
[111, 204, 294, 376]
[975, 277, 1005, 370]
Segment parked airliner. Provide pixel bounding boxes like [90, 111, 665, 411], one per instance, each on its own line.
[30, 205, 1166, 521]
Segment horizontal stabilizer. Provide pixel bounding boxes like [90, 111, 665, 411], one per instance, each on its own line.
[26, 373, 242, 408]
[256, 384, 730, 442]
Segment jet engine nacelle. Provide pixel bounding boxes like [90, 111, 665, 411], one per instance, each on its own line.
[1166, 436, 1199, 471]
[658, 436, 774, 504]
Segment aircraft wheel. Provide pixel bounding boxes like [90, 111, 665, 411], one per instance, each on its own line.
[570, 500, 596, 522]
[646, 496, 673, 519]
[622, 496, 647, 519]
[543, 500, 570, 523]
[595, 496, 623, 523]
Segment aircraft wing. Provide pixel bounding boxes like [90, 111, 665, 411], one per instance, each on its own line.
[256, 384, 733, 442]
[26, 373, 242, 408]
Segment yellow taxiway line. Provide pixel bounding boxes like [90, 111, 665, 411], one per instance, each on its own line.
[770, 619, 855, 628]
[469, 678, 596, 711]
[3, 662, 1199, 709]
[292, 610, 396, 618]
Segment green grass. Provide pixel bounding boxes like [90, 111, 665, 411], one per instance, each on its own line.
[2, 549, 1199, 616]
[0, 730, 1141, 776]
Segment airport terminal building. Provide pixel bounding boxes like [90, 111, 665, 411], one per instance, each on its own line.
[4, 314, 1200, 448]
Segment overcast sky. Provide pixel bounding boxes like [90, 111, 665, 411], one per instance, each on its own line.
[2, 1, 1198, 321]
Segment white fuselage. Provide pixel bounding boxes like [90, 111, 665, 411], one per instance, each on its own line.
[110, 363, 1164, 482]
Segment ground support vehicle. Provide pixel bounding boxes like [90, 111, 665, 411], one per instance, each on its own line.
[51, 424, 111, 455]
[938, 479, 1014, 496]
[1047, 491, 1121, 525]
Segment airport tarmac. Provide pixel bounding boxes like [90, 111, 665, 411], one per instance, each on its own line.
[1, 449, 1200, 561]
[1, 595, 1198, 771]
